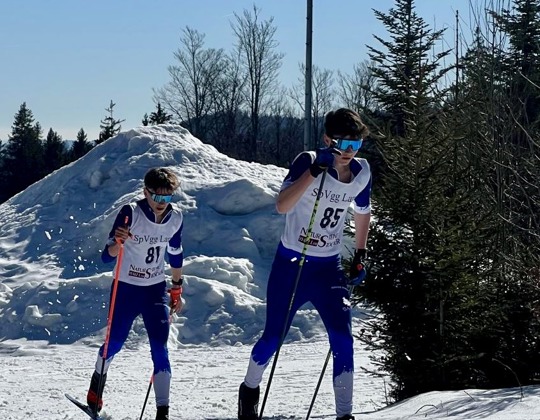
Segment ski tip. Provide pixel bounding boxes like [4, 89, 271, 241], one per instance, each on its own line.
[65, 393, 105, 419]
[65, 393, 79, 403]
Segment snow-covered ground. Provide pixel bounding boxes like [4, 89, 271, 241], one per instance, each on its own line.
[1, 337, 387, 419]
[0, 125, 538, 419]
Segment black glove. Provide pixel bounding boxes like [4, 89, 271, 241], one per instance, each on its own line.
[309, 147, 339, 177]
[349, 249, 367, 285]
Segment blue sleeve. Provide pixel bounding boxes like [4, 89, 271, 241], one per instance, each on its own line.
[281, 152, 312, 190]
[101, 205, 133, 264]
[354, 176, 372, 212]
[166, 221, 184, 268]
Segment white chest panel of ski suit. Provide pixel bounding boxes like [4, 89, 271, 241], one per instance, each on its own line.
[116, 203, 183, 286]
[280, 156, 371, 257]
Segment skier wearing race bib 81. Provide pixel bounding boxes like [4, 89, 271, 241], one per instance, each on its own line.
[238, 108, 372, 420]
[86, 167, 184, 420]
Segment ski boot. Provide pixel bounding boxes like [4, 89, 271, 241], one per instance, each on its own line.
[336, 415, 355, 420]
[156, 405, 169, 420]
[238, 382, 260, 420]
[86, 371, 107, 413]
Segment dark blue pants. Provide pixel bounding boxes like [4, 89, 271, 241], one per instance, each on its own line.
[244, 250, 355, 415]
[251, 250, 353, 378]
[97, 281, 170, 375]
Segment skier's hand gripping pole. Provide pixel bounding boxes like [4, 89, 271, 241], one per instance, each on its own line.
[168, 285, 183, 316]
[349, 249, 367, 286]
[309, 146, 341, 178]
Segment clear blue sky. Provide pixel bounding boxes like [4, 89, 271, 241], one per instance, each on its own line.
[0, 0, 471, 141]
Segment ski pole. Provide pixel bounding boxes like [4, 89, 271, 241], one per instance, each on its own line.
[95, 216, 129, 415]
[305, 350, 331, 420]
[305, 284, 359, 420]
[259, 170, 329, 420]
[139, 374, 154, 420]
[139, 295, 176, 419]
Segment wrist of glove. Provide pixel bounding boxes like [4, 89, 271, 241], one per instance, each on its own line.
[168, 286, 182, 301]
[168, 280, 183, 314]
[349, 249, 367, 285]
[309, 147, 338, 177]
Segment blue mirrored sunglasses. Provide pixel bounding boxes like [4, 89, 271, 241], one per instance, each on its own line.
[147, 189, 173, 203]
[334, 138, 363, 151]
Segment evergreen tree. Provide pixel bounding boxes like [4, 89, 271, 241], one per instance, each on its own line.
[492, 0, 540, 134]
[445, 19, 540, 393]
[43, 128, 66, 174]
[359, 0, 467, 401]
[70, 128, 93, 161]
[142, 113, 150, 126]
[149, 102, 173, 125]
[1, 103, 44, 202]
[468, 0, 540, 387]
[366, 0, 450, 136]
[490, 0, 540, 253]
[97, 100, 125, 144]
[359, 0, 540, 401]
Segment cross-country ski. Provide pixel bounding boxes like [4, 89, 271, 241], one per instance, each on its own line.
[65, 393, 107, 419]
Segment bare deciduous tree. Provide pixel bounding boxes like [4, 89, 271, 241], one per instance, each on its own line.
[337, 60, 379, 113]
[209, 50, 247, 154]
[231, 5, 284, 160]
[155, 27, 225, 140]
[290, 64, 335, 149]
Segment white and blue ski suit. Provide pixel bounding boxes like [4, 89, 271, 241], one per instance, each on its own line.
[243, 151, 371, 417]
[94, 198, 183, 408]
